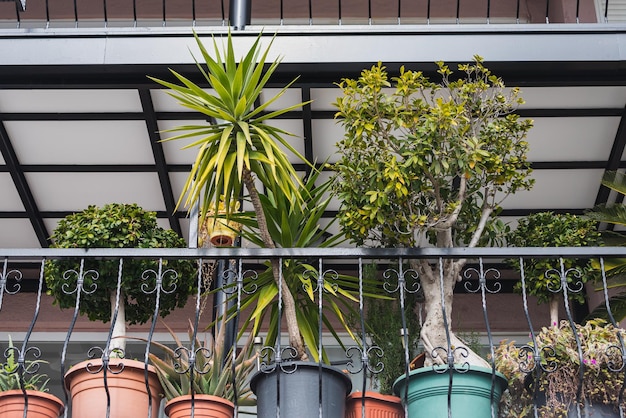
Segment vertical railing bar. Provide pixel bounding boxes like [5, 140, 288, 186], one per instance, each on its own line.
[438, 258, 453, 418]
[426, 0, 431, 24]
[367, 0, 372, 25]
[599, 258, 626, 418]
[0, 257, 9, 309]
[73, 0, 78, 28]
[486, 0, 491, 23]
[60, 258, 87, 418]
[18, 258, 46, 418]
[397, 257, 410, 418]
[162, 0, 166, 27]
[519, 258, 540, 418]
[516, 0, 521, 23]
[232, 258, 244, 418]
[357, 258, 367, 418]
[308, 0, 312, 25]
[317, 257, 324, 418]
[275, 258, 283, 418]
[604, 0, 609, 22]
[221, 0, 226, 25]
[103, 0, 108, 27]
[44, 0, 50, 28]
[397, 0, 401, 24]
[545, 0, 550, 23]
[100, 258, 126, 418]
[14, 0, 20, 28]
[559, 258, 583, 418]
[189, 259, 205, 418]
[279, 0, 284, 25]
[338, 0, 342, 25]
[455, 0, 460, 23]
[476, 259, 497, 418]
[192, 0, 196, 26]
[575, 0, 580, 23]
[142, 258, 167, 418]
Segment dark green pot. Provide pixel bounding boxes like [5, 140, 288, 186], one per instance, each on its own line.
[392, 365, 507, 418]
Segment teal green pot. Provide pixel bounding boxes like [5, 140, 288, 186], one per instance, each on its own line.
[392, 365, 507, 418]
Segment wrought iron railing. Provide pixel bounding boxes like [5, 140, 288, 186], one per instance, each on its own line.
[2, 247, 626, 417]
[0, 0, 619, 29]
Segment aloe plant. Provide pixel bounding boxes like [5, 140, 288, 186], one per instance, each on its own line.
[1, 337, 50, 392]
[148, 320, 257, 404]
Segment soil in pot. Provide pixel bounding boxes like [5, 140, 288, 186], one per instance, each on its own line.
[65, 358, 163, 418]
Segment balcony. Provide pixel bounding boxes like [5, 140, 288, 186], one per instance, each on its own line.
[1, 246, 626, 417]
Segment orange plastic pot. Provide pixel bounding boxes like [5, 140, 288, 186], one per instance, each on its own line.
[65, 358, 163, 418]
[164, 394, 234, 418]
[0, 389, 64, 418]
[345, 391, 404, 418]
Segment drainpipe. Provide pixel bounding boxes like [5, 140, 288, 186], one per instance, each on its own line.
[229, 0, 251, 30]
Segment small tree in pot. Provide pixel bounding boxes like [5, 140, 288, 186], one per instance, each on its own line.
[506, 211, 601, 326]
[332, 58, 534, 369]
[45, 203, 196, 354]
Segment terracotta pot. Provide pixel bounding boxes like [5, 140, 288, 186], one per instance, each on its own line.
[65, 358, 163, 418]
[345, 391, 404, 418]
[164, 394, 234, 418]
[0, 389, 64, 418]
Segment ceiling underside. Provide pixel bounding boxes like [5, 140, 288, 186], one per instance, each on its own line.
[2, 28, 626, 248]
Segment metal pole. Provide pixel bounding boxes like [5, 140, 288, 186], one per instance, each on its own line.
[229, 0, 251, 30]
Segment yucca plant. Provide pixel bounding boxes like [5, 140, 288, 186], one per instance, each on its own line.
[151, 31, 317, 361]
[148, 319, 257, 405]
[224, 167, 383, 363]
[586, 170, 626, 321]
[1, 337, 51, 392]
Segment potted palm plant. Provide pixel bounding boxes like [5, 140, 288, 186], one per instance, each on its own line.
[585, 170, 626, 321]
[147, 319, 257, 418]
[0, 337, 64, 418]
[332, 58, 534, 417]
[495, 319, 625, 418]
[45, 203, 197, 418]
[150, 32, 376, 418]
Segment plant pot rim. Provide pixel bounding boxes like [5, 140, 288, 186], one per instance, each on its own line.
[392, 364, 508, 394]
[347, 391, 401, 403]
[0, 389, 64, 404]
[0, 389, 65, 414]
[64, 358, 157, 389]
[250, 360, 352, 393]
[164, 394, 235, 410]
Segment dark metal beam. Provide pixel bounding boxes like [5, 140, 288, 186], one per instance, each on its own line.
[0, 120, 49, 247]
[302, 87, 314, 178]
[595, 106, 626, 208]
[138, 88, 182, 237]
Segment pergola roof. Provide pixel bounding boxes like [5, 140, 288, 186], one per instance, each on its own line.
[2, 25, 626, 248]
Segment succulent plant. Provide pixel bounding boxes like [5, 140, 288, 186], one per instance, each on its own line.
[0, 337, 51, 392]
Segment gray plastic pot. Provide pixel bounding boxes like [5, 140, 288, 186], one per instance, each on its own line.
[250, 361, 352, 418]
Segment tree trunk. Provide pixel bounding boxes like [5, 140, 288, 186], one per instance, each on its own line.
[549, 295, 560, 327]
[242, 169, 308, 361]
[415, 260, 489, 368]
[109, 291, 126, 355]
